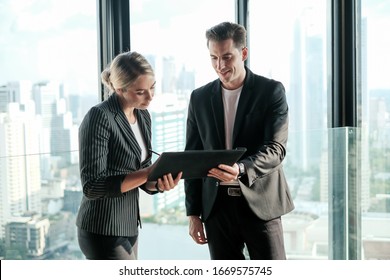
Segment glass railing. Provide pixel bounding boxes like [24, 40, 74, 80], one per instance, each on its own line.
[0, 127, 389, 260]
[285, 127, 389, 260]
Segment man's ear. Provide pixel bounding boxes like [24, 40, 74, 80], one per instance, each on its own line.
[242, 47, 248, 61]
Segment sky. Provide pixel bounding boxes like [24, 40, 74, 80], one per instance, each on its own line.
[361, 0, 390, 89]
[0, 0, 389, 95]
[0, 0, 98, 95]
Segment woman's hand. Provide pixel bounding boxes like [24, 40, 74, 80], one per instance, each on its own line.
[156, 171, 183, 192]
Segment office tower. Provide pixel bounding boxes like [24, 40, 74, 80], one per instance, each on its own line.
[162, 56, 176, 94]
[32, 81, 60, 160]
[32, 81, 62, 128]
[139, 94, 187, 217]
[0, 85, 9, 113]
[288, 11, 325, 172]
[32, 81, 77, 171]
[7, 81, 33, 105]
[51, 111, 78, 165]
[63, 186, 83, 214]
[67, 94, 98, 125]
[5, 215, 50, 259]
[0, 103, 42, 239]
[177, 66, 195, 93]
[0, 81, 33, 113]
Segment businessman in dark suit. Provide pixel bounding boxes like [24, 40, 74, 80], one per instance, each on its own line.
[185, 22, 294, 260]
[76, 51, 182, 260]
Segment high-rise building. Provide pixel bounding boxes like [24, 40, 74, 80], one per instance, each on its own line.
[51, 111, 78, 165]
[288, 10, 325, 172]
[162, 56, 176, 94]
[0, 81, 33, 113]
[0, 103, 42, 239]
[32, 81, 77, 171]
[0, 85, 9, 113]
[139, 94, 187, 217]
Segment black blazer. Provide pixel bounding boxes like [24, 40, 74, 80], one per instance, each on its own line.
[76, 93, 156, 237]
[185, 68, 295, 221]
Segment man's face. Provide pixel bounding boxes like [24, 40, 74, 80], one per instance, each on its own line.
[208, 38, 248, 90]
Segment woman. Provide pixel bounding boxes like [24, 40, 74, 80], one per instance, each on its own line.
[76, 51, 182, 260]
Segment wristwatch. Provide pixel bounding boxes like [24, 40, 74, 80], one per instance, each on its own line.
[238, 163, 246, 177]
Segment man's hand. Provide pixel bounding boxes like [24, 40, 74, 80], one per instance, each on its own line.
[207, 163, 240, 181]
[188, 216, 208, 244]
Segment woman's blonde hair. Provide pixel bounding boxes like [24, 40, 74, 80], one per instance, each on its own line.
[101, 51, 154, 93]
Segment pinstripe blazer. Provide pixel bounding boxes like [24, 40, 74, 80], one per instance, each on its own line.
[76, 93, 156, 237]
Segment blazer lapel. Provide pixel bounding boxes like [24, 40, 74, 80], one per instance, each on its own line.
[232, 68, 254, 145]
[136, 109, 152, 153]
[108, 94, 142, 163]
[210, 82, 226, 149]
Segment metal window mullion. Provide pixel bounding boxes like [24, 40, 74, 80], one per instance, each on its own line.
[329, 0, 361, 260]
[236, 0, 249, 67]
[97, 0, 130, 101]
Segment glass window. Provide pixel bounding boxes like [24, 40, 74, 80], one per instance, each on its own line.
[0, 0, 98, 259]
[359, 0, 390, 260]
[249, 0, 329, 259]
[130, 0, 235, 259]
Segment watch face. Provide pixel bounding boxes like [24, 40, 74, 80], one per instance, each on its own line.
[239, 163, 245, 174]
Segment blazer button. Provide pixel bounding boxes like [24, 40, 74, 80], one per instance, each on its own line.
[215, 182, 219, 186]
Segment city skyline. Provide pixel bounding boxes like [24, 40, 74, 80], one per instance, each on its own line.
[0, 0, 389, 260]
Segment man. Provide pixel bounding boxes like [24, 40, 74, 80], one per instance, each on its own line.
[185, 22, 295, 260]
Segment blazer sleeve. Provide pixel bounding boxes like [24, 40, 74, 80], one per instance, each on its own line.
[78, 106, 124, 199]
[240, 81, 289, 187]
[184, 93, 204, 216]
[139, 157, 159, 195]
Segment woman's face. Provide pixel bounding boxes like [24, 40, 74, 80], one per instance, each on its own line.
[118, 74, 156, 110]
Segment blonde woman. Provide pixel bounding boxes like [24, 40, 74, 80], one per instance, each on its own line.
[76, 51, 182, 260]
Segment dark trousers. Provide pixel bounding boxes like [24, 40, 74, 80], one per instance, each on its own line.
[77, 228, 138, 260]
[204, 187, 286, 260]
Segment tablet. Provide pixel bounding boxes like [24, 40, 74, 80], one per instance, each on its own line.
[147, 148, 247, 180]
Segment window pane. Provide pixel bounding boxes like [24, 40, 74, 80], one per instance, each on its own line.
[249, 0, 329, 259]
[130, 0, 235, 259]
[360, 0, 390, 260]
[0, 0, 98, 259]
